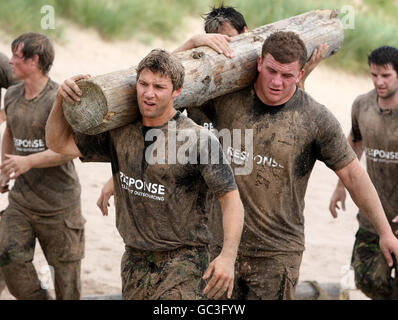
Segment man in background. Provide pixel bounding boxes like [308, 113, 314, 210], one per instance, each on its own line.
[330, 46, 398, 299]
[0, 32, 84, 300]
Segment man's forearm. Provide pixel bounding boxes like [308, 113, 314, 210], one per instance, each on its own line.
[27, 149, 75, 168]
[45, 95, 75, 154]
[336, 132, 364, 190]
[218, 189, 244, 260]
[173, 38, 195, 54]
[338, 160, 391, 236]
[2, 126, 14, 162]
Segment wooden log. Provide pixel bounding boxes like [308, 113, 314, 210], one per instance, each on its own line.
[295, 281, 350, 300]
[63, 9, 344, 135]
[80, 281, 350, 300]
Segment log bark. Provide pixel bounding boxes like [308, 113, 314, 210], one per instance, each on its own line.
[81, 282, 350, 300]
[295, 281, 350, 300]
[63, 9, 344, 135]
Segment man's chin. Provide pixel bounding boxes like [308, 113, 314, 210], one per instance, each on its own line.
[141, 111, 158, 119]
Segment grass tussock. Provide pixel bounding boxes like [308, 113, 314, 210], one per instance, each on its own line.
[0, 0, 210, 41]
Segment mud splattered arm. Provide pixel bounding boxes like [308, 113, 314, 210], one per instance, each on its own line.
[203, 189, 244, 299]
[46, 75, 90, 157]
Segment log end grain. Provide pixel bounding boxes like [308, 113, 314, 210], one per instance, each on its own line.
[63, 79, 108, 134]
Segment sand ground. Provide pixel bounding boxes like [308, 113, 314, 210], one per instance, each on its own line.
[0, 17, 374, 300]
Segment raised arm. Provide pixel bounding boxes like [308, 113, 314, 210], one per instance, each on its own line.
[298, 43, 328, 90]
[335, 159, 398, 267]
[46, 74, 90, 157]
[202, 189, 244, 299]
[173, 33, 233, 58]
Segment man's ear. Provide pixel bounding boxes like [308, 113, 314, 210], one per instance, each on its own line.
[257, 56, 263, 73]
[295, 68, 305, 84]
[172, 87, 182, 98]
[242, 26, 249, 33]
[31, 54, 40, 68]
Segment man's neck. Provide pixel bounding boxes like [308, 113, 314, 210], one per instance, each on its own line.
[142, 107, 177, 127]
[378, 94, 398, 110]
[23, 73, 49, 100]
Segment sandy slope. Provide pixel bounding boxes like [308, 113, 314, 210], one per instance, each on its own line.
[0, 18, 373, 300]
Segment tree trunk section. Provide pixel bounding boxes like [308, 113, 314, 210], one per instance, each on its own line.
[63, 9, 344, 135]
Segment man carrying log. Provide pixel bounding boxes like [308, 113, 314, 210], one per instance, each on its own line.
[46, 49, 244, 300]
[96, 4, 329, 216]
[174, 5, 328, 90]
[199, 31, 398, 299]
[0, 33, 84, 300]
[330, 46, 398, 300]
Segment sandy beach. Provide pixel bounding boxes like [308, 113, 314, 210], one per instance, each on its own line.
[0, 18, 373, 300]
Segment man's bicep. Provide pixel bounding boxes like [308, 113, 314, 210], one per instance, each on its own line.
[73, 130, 112, 163]
[351, 99, 362, 142]
[334, 158, 360, 188]
[217, 189, 240, 204]
[53, 133, 83, 158]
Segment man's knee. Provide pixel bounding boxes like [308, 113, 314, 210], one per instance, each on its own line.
[53, 260, 81, 300]
[1, 262, 50, 300]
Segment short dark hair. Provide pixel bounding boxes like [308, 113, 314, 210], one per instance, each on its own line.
[368, 46, 398, 75]
[136, 49, 185, 91]
[203, 4, 247, 34]
[11, 32, 54, 75]
[261, 31, 307, 69]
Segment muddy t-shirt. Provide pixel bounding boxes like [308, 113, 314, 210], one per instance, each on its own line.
[351, 89, 398, 234]
[187, 101, 217, 132]
[5, 80, 81, 214]
[74, 112, 237, 251]
[0, 52, 17, 106]
[207, 86, 356, 256]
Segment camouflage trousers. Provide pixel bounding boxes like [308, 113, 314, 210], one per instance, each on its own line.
[210, 245, 302, 300]
[351, 228, 398, 300]
[0, 204, 85, 300]
[121, 245, 210, 300]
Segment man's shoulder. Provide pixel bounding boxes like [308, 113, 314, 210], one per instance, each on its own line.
[45, 78, 59, 97]
[4, 81, 24, 101]
[353, 89, 377, 107]
[292, 88, 327, 114]
[213, 86, 253, 106]
[47, 77, 59, 87]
